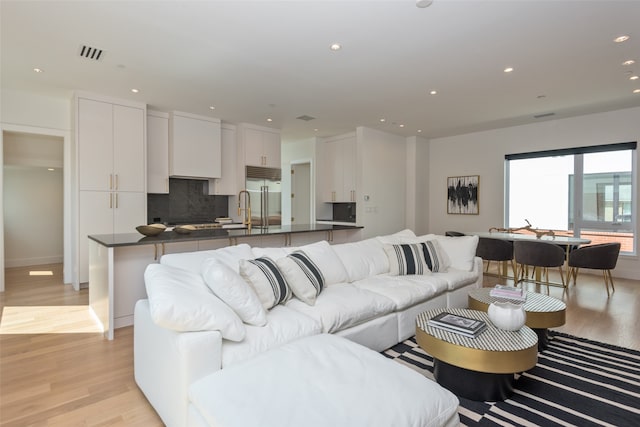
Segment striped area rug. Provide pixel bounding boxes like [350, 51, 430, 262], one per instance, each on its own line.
[383, 331, 640, 426]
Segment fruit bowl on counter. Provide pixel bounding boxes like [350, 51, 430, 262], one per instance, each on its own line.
[136, 223, 166, 236]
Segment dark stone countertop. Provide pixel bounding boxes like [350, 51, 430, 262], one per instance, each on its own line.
[88, 223, 363, 248]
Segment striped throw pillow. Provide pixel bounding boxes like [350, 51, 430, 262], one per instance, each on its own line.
[420, 240, 448, 273]
[276, 250, 325, 305]
[239, 257, 292, 310]
[384, 243, 429, 275]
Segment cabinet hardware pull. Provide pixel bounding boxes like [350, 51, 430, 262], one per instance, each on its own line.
[115, 193, 119, 208]
[109, 193, 112, 209]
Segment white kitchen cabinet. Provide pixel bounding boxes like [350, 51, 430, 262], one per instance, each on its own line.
[74, 93, 146, 286]
[169, 111, 221, 179]
[239, 123, 281, 168]
[147, 110, 169, 194]
[209, 123, 237, 195]
[321, 133, 357, 203]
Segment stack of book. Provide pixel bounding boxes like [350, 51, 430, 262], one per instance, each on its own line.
[428, 312, 487, 338]
[489, 285, 526, 301]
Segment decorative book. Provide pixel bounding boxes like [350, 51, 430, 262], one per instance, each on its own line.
[428, 312, 487, 338]
[490, 284, 526, 301]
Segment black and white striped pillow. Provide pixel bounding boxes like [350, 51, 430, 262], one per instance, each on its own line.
[239, 257, 292, 310]
[276, 250, 325, 305]
[384, 243, 429, 275]
[421, 240, 448, 273]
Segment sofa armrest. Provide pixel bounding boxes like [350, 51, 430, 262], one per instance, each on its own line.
[472, 256, 483, 288]
[134, 299, 223, 427]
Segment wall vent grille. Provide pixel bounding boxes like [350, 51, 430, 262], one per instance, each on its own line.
[78, 45, 104, 61]
[296, 115, 316, 121]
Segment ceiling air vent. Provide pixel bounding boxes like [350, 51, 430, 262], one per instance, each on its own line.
[296, 115, 316, 121]
[533, 112, 555, 119]
[78, 45, 104, 61]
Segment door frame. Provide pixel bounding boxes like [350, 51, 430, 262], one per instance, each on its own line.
[290, 159, 314, 225]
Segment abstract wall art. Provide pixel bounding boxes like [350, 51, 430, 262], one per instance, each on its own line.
[447, 175, 479, 214]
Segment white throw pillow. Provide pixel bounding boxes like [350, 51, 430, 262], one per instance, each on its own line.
[420, 239, 450, 273]
[434, 235, 479, 271]
[251, 246, 292, 260]
[376, 229, 418, 245]
[297, 240, 349, 285]
[144, 263, 245, 341]
[201, 258, 267, 326]
[208, 243, 254, 272]
[276, 250, 325, 305]
[332, 238, 389, 281]
[383, 243, 430, 276]
[239, 257, 292, 310]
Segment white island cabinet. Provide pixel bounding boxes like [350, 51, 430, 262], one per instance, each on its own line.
[169, 111, 221, 179]
[74, 93, 147, 287]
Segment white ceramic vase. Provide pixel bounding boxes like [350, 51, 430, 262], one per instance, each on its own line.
[488, 301, 526, 331]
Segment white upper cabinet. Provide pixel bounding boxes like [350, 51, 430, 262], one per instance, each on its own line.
[77, 97, 145, 193]
[169, 111, 221, 179]
[239, 123, 281, 168]
[147, 110, 169, 194]
[320, 133, 357, 203]
[209, 123, 237, 195]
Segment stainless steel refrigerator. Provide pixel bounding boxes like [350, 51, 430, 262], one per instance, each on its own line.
[245, 166, 282, 228]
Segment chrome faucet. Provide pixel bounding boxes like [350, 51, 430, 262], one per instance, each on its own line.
[237, 190, 252, 231]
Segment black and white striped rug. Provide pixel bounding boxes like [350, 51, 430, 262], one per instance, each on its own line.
[383, 332, 640, 426]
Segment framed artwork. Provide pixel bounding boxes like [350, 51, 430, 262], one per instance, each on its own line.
[447, 175, 479, 214]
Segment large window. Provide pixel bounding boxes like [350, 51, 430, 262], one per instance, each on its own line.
[506, 142, 636, 254]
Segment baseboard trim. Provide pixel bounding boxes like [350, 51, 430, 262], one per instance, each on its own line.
[4, 256, 63, 268]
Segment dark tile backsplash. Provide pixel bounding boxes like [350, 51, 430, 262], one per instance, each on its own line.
[147, 178, 229, 225]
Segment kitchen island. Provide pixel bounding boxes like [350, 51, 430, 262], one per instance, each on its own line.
[88, 224, 363, 339]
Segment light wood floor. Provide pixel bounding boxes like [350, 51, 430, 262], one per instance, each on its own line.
[1, 263, 638, 426]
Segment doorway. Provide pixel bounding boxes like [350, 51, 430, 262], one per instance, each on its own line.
[291, 162, 311, 224]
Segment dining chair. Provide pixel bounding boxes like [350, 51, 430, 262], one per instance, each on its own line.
[445, 231, 465, 237]
[513, 240, 566, 289]
[568, 242, 621, 296]
[475, 237, 516, 280]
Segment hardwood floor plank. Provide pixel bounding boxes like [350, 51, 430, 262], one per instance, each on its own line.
[1, 263, 638, 425]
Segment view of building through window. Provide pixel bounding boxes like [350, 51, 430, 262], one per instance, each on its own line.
[507, 147, 635, 254]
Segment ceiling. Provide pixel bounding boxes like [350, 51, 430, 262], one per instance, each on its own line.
[2, 0, 639, 142]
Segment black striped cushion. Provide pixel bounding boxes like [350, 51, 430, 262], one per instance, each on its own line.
[240, 257, 292, 310]
[276, 250, 325, 305]
[421, 240, 447, 272]
[384, 243, 429, 275]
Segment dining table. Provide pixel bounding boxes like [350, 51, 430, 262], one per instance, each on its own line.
[468, 231, 591, 286]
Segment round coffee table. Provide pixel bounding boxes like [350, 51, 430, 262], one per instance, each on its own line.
[416, 308, 538, 401]
[468, 287, 566, 350]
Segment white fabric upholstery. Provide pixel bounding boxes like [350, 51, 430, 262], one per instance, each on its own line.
[239, 257, 292, 310]
[434, 234, 479, 271]
[201, 258, 267, 326]
[160, 243, 253, 273]
[297, 240, 349, 285]
[221, 305, 322, 367]
[276, 251, 325, 305]
[189, 334, 460, 427]
[375, 228, 418, 244]
[251, 246, 292, 259]
[433, 267, 480, 291]
[285, 283, 395, 333]
[352, 274, 448, 310]
[144, 264, 245, 341]
[383, 243, 430, 275]
[332, 238, 389, 282]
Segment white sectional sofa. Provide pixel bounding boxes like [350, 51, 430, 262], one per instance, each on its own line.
[134, 229, 481, 427]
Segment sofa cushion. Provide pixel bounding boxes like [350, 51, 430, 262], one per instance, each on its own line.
[221, 305, 322, 367]
[434, 235, 479, 271]
[251, 246, 292, 260]
[160, 243, 253, 274]
[144, 263, 245, 341]
[332, 238, 389, 282]
[285, 283, 395, 333]
[353, 275, 449, 310]
[433, 268, 480, 291]
[276, 251, 325, 305]
[376, 229, 417, 245]
[239, 257, 292, 310]
[202, 258, 267, 326]
[297, 240, 349, 286]
[383, 243, 429, 275]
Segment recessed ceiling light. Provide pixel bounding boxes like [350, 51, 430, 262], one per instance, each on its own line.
[504, 67, 514, 73]
[131, 88, 139, 93]
[399, 124, 405, 128]
[330, 43, 342, 51]
[630, 75, 639, 80]
[634, 89, 640, 94]
[314, 129, 319, 132]
[614, 35, 630, 43]
[379, 118, 386, 123]
[417, 129, 422, 133]
[33, 68, 43, 73]
[430, 90, 437, 95]
[622, 59, 636, 66]
[47, 168, 55, 171]
[209, 106, 215, 110]
[266, 118, 273, 122]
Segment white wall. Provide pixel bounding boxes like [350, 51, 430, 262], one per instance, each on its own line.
[357, 127, 407, 238]
[427, 106, 640, 279]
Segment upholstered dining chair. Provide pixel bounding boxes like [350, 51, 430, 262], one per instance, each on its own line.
[475, 237, 516, 280]
[445, 231, 465, 237]
[568, 242, 621, 296]
[513, 240, 566, 289]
